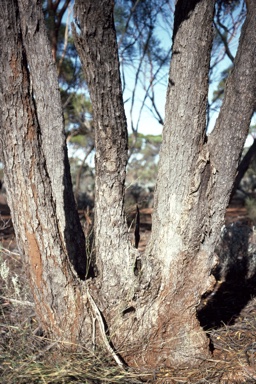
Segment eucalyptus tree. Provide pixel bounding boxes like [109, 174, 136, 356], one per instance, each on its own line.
[0, 0, 255, 369]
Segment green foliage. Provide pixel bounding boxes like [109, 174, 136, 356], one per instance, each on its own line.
[57, 51, 91, 136]
[61, 90, 92, 132]
[43, 1, 92, 136]
[69, 134, 88, 147]
[115, 0, 172, 65]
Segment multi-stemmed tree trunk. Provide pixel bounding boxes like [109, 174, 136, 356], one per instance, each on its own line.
[0, 0, 256, 369]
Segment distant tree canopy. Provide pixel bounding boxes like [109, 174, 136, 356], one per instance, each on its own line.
[127, 133, 161, 184]
[43, 0, 248, 140]
[209, 0, 246, 116]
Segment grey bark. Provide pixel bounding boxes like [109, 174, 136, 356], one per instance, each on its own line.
[73, 0, 139, 313]
[0, 0, 256, 370]
[148, 0, 256, 365]
[71, 0, 218, 367]
[71, 0, 256, 368]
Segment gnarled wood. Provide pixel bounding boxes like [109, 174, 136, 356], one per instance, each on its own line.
[1, 0, 256, 370]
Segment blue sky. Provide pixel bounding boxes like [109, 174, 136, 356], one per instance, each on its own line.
[66, 0, 255, 149]
[122, 0, 256, 147]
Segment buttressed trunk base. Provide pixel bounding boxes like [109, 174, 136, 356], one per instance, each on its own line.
[1, 0, 256, 370]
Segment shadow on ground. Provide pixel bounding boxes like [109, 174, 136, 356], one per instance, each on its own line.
[197, 221, 256, 330]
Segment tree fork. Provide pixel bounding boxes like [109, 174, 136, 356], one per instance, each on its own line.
[1, 0, 256, 371]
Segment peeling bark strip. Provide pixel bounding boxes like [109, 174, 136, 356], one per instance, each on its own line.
[86, 288, 125, 369]
[26, 231, 43, 289]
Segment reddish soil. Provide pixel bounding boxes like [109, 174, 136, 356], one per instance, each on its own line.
[225, 197, 250, 225]
[127, 199, 250, 252]
[0, 193, 251, 253]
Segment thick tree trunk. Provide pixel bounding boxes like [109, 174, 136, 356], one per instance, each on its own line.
[72, 0, 215, 367]
[1, 0, 256, 371]
[140, 0, 216, 365]
[0, 0, 90, 344]
[147, 0, 256, 365]
[74, 0, 256, 367]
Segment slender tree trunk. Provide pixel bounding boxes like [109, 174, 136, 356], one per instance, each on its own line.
[46, 0, 71, 62]
[17, 0, 86, 279]
[73, 0, 140, 317]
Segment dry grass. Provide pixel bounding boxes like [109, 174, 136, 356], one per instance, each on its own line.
[0, 245, 147, 384]
[1, 244, 256, 384]
[155, 303, 256, 383]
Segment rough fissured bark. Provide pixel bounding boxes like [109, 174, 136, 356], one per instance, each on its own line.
[73, 0, 140, 312]
[0, 0, 89, 343]
[1, 0, 256, 370]
[72, 0, 215, 367]
[73, 0, 256, 367]
[147, 0, 256, 365]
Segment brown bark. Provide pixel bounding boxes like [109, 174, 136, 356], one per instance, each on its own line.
[0, 0, 89, 343]
[17, 0, 86, 280]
